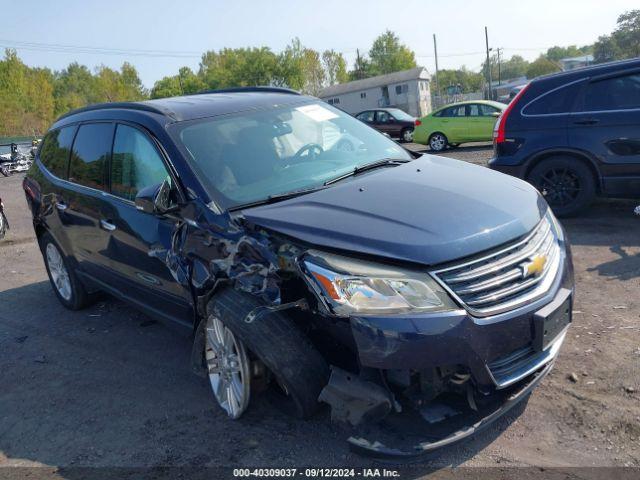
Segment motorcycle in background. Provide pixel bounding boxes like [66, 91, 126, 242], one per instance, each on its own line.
[0, 142, 35, 177]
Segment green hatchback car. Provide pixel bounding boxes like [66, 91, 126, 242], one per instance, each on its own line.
[413, 100, 506, 151]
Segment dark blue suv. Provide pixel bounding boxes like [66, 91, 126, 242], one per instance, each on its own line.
[23, 87, 573, 459]
[490, 58, 640, 216]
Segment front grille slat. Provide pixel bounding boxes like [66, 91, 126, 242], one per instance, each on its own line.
[432, 216, 561, 317]
[443, 221, 551, 284]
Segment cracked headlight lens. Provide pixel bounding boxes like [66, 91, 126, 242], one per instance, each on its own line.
[302, 251, 458, 316]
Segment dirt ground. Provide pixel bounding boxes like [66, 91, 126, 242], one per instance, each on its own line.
[0, 144, 638, 475]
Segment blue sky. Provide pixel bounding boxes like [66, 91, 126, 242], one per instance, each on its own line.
[1, 0, 635, 87]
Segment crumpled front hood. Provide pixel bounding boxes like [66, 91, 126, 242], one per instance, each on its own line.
[242, 155, 547, 266]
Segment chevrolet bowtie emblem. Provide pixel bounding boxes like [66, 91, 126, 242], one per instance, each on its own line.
[522, 254, 547, 278]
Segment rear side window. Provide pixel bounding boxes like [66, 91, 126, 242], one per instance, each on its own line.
[376, 111, 391, 123]
[68, 123, 114, 191]
[467, 104, 481, 116]
[39, 126, 76, 178]
[357, 111, 374, 122]
[440, 106, 466, 117]
[523, 83, 579, 115]
[582, 73, 640, 112]
[479, 104, 499, 116]
[111, 124, 170, 201]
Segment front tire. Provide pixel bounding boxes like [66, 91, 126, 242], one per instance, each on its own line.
[206, 289, 329, 419]
[429, 132, 448, 152]
[527, 157, 596, 217]
[40, 232, 91, 310]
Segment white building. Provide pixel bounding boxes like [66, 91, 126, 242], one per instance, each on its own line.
[559, 55, 594, 71]
[319, 67, 432, 117]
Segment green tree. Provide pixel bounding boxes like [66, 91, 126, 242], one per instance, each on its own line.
[436, 67, 483, 94]
[120, 62, 147, 100]
[199, 47, 279, 89]
[526, 55, 561, 79]
[500, 55, 529, 79]
[151, 66, 205, 99]
[612, 9, 640, 58]
[52, 62, 97, 116]
[322, 50, 348, 86]
[367, 31, 416, 76]
[150, 76, 182, 99]
[349, 50, 371, 80]
[593, 35, 623, 63]
[0, 49, 55, 136]
[545, 45, 593, 62]
[276, 39, 324, 94]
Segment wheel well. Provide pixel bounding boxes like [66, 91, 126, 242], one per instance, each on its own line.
[34, 224, 46, 244]
[429, 131, 447, 140]
[525, 152, 601, 194]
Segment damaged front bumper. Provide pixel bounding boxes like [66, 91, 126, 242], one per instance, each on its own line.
[318, 255, 573, 459]
[348, 359, 554, 460]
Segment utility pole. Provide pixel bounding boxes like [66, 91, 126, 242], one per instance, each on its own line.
[355, 49, 363, 80]
[496, 47, 503, 86]
[485, 26, 492, 100]
[433, 34, 440, 102]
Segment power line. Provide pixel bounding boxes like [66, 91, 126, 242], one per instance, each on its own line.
[0, 37, 555, 61]
[0, 38, 203, 58]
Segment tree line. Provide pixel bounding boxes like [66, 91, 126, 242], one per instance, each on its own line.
[0, 31, 417, 137]
[0, 10, 638, 137]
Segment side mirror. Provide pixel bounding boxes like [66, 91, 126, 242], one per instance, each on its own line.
[135, 179, 173, 215]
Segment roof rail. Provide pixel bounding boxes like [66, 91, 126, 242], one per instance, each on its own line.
[196, 86, 301, 96]
[56, 102, 176, 122]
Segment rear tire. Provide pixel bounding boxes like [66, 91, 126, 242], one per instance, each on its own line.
[429, 132, 448, 152]
[400, 128, 413, 143]
[207, 289, 330, 419]
[40, 232, 91, 310]
[527, 157, 596, 217]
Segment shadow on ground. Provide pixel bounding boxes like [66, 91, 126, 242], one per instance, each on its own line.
[0, 280, 528, 475]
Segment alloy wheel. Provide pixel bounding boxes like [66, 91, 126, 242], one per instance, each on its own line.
[403, 129, 413, 142]
[205, 314, 251, 419]
[46, 243, 72, 301]
[537, 167, 581, 207]
[430, 134, 446, 151]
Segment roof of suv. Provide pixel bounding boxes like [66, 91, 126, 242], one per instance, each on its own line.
[532, 57, 640, 84]
[56, 87, 313, 124]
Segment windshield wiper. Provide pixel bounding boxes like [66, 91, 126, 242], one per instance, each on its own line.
[323, 158, 411, 186]
[229, 185, 327, 211]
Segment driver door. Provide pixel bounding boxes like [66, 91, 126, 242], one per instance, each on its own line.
[102, 123, 192, 326]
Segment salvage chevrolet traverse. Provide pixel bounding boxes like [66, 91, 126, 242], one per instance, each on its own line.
[24, 87, 574, 459]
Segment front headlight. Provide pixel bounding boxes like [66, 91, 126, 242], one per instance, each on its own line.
[301, 250, 458, 316]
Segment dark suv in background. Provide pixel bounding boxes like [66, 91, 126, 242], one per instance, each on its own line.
[490, 58, 640, 216]
[355, 107, 416, 142]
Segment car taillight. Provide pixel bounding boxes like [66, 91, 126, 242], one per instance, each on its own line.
[415, 119, 422, 126]
[494, 83, 529, 144]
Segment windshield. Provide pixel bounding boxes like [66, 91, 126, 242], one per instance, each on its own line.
[386, 108, 415, 121]
[171, 101, 412, 209]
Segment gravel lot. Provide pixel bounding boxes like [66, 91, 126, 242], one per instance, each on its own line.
[0, 144, 639, 474]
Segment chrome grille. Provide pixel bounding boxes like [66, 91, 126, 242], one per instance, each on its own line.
[432, 216, 561, 317]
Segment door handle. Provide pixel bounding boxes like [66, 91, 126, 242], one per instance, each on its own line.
[55, 202, 67, 211]
[100, 219, 116, 232]
[573, 118, 599, 125]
